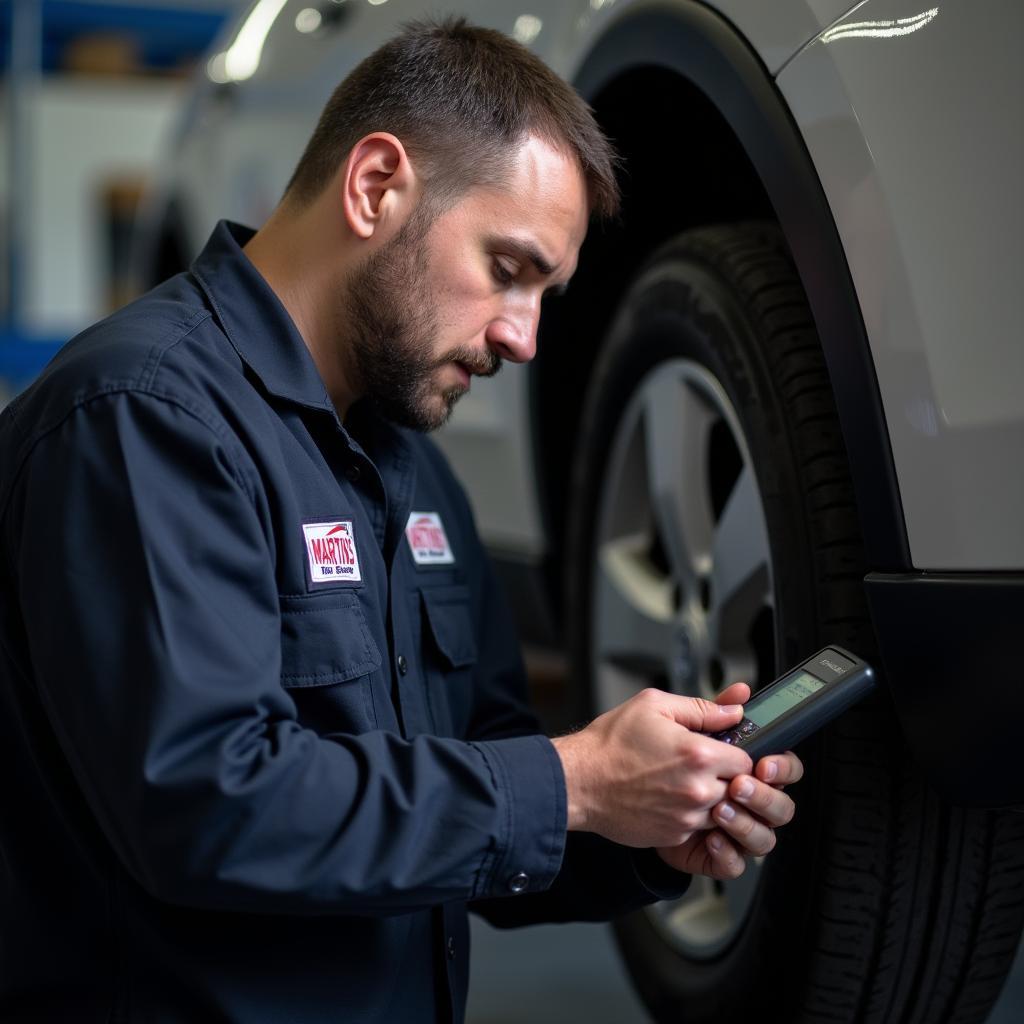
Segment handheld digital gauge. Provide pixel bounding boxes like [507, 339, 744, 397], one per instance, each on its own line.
[711, 646, 875, 760]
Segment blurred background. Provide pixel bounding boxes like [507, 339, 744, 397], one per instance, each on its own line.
[0, 0, 233, 402]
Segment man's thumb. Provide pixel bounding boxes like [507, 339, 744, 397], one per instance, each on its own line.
[668, 696, 744, 732]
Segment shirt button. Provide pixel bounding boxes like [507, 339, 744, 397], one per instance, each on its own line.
[508, 872, 529, 894]
[397, 654, 408, 675]
[447, 935, 456, 960]
[346, 464, 361, 483]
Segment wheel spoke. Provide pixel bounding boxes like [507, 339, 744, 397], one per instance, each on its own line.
[659, 877, 728, 947]
[709, 465, 772, 650]
[594, 536, 676, 679]
[641, 370, 716, 593]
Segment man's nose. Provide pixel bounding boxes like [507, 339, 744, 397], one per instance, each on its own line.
[485, 304, 540, 364]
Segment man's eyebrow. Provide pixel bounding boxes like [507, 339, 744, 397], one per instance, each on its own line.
[489, 236, 556, 278]
[489, 235, 571, 296]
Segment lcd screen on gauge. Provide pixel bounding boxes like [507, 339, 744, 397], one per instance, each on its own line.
[746, 671, 825, 727]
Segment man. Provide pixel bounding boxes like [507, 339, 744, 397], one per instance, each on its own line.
[0, 19, 801, 1023]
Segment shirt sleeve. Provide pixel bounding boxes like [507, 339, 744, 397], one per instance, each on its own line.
[5, 389, 565, 914]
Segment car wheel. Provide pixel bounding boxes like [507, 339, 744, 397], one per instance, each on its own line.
[566, 223, 1024, 1023]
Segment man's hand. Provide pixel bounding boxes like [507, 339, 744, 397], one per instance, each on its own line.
[551, 688, 754, 848]
[656, 682, 804, 879]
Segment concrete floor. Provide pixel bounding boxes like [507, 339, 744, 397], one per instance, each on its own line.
[467, 916, 644, 1023]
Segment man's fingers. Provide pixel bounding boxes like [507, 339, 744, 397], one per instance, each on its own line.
[713, 801, 778, 857]
[727, 773, 796, 828]
[683, 732, 753, 782]
[755, 750, 804, 787]
[706, 830, 746, 879]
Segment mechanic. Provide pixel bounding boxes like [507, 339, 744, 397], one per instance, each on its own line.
[0, 18, 802, 1023]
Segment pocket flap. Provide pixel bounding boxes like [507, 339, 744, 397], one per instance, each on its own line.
[420, 586, 478, 669]
[279, 592, 381, 687]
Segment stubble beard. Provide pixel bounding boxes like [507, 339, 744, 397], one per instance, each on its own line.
[344, 210, 501, 433]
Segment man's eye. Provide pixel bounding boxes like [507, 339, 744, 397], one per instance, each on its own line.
[492, 259, 516, 285]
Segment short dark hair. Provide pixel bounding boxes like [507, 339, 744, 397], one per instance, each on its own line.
[284, 17, 620, 219]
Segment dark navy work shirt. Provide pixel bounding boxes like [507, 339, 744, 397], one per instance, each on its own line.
[0, 221, 687, 1022]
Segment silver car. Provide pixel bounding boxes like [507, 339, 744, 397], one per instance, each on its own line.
[139, 1, 1024, 1020]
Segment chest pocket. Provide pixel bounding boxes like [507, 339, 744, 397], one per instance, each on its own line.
[419, 585, 478, 737]
[279, 592, 382, 733]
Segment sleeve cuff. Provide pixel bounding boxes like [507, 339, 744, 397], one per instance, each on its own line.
[469, 734, 567, 900]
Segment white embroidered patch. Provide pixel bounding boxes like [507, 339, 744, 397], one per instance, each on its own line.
[405, 511, 455, 565]
[303, 520, 361, 584]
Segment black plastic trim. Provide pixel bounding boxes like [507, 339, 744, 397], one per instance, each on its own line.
[569, 1, 911, 570]
[865, 572, 1024, 807]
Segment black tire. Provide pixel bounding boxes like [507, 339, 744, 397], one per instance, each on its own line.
[566, 223, 1024, 1023]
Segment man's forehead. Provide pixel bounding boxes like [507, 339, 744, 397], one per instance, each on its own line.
[469, 140, 589, 263]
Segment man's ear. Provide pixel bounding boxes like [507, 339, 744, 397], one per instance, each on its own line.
[341, 133, 417, 240]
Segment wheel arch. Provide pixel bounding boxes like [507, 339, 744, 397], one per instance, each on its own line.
[530, 1, 910, 631]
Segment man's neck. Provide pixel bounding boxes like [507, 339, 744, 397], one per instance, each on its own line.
[243, 203, 359, 418]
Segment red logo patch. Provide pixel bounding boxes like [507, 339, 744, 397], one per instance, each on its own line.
[303, 521, 361, 583]
[405, 512, 454, 565]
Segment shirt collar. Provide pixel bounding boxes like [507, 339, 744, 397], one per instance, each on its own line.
[190, 220, 336, 414]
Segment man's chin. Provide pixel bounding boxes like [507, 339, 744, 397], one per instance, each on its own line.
[422, 386, 466, 431]
[375, 387, 464, 433]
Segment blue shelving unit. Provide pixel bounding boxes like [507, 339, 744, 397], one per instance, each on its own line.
[0, 0, 231, 73]
[1, 0, 234, 394]
[0, 332, 66, 391]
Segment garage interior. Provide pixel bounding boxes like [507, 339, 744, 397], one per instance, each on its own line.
[1, 3, 1022, 1022]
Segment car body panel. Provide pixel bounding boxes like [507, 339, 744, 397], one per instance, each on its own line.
[706, 0, 866, 74]
[777, 0, 1024, 569]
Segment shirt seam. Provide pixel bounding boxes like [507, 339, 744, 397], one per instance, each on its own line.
[282, 663, 378, 685]
[543, 735, 566, 881]
[0, 384, 258, 532]
[191, 264, 238, 358]
[467, 741, 510, 899]
[0, 304, 214, 511]
[138, 307, 211, 390]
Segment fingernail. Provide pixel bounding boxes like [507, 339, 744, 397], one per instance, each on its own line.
[723, 704, 743, 715]
[718, 803, 736, 822]
[735, 779, 754, 799]
[708, 833, 723, 851]
[764, 761, 778, 782]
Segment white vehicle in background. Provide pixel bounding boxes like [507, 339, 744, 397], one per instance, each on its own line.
[138, 1, 1024, 1021]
